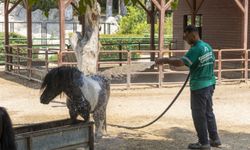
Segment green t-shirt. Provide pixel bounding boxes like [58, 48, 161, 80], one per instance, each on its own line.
[181, 40, 216, 91]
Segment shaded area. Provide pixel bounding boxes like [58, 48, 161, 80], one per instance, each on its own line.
[0, 70, 41, 89]
[96, 127, 250, 150]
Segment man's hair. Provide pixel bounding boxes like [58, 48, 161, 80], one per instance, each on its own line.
[184, 25, 198, 33]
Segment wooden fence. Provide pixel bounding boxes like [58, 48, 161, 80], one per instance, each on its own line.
[4, 45, 250, 88]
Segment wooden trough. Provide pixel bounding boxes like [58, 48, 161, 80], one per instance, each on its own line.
[14, 119, 94, 150]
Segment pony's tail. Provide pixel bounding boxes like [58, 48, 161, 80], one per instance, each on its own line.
[0, 107, 16, 150]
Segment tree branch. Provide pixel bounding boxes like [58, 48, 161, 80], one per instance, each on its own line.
[137, 0, 150, 15]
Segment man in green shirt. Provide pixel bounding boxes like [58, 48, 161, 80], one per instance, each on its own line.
[155, 25, 221, 150]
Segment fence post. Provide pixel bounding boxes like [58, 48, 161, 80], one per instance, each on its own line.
[119, 44, 122, 66]
[45, 48, 49, 72]
[17, 47, 20, 74]
[158, 51, 163, 88]
[28, 48, 32, 80]
[127, 50, 131, 89]
[218, 49, 222, 84]
[245, 49, 248, 83]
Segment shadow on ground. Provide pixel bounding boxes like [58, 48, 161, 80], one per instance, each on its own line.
[95, 127, 250, 150]
[0, 71, 41, 89]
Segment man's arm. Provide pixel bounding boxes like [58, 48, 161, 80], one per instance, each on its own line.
[155, 57, 185, 67]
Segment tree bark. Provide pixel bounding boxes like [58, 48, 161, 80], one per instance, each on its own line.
[119, 0, 127, 16]
[106, 0, 113, 18]
[70, 1, 101, 75]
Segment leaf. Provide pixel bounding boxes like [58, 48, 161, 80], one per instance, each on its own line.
[170, 0, 179, 10]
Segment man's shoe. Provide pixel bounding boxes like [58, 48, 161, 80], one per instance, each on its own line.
[188, 142, 211, 149]
[210, 138, 222, 147]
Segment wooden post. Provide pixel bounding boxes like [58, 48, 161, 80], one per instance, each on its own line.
[4, 0, 10, 71]
[158, 0, 166, 87]
[243, 0, 248, 82]
[26, 0, 32, 78]
[58, 0, 66, 65]
[150, 1, 155, 62]
[127, 50, 131, 89]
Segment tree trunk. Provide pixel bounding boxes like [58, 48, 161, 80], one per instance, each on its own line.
[119, 0, 127, 16]
[106, 0, 113, 18]
[70, 1, 101, 75]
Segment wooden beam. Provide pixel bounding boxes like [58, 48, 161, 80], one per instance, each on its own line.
[195, 0, 205, 13]
[58, 0, 66, 65]
[151, 0, 161, 10]
[185, 0, 193, 11]
[164, 0, 175, 10]
[8, 0, 22, 14]
[22, 0, 28, 9]
[137, 0, 150, 15]
[234, 0, 245, 13]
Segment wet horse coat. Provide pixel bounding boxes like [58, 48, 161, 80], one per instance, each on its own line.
[40, 66, 110, 138]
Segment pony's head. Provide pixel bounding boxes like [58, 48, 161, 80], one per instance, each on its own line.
[0, 107, 16, 150]
[40, 66, 82, 104]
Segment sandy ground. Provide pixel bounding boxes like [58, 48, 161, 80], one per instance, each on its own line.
[0, 71, 250, 150]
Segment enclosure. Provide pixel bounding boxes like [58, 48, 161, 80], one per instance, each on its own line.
[0, 69, 249, 149]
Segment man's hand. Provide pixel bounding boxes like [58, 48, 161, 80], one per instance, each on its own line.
[155, 58, 168, 65]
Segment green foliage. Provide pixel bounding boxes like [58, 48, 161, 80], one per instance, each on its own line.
[118, 6, 149, 34]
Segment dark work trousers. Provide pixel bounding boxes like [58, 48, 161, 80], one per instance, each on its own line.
[191, 85, 219, 145]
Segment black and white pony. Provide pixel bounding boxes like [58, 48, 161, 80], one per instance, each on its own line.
[40, 66, 110, 139]
[0, 107, 16, 150]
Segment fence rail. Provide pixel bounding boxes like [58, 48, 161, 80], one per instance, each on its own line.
[3, 45, 250, 88]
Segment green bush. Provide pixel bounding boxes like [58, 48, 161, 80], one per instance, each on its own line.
[0, 32, 27, 53]
[118, 6, 149, 34]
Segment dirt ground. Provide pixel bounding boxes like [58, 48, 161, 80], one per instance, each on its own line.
[0, 70, 250, 150]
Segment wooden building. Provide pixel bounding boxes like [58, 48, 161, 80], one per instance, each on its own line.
[173, 0, 248, 50]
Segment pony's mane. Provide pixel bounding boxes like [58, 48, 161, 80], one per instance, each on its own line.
[0, 107, 16, 150]
[41, 66, 82, 90]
